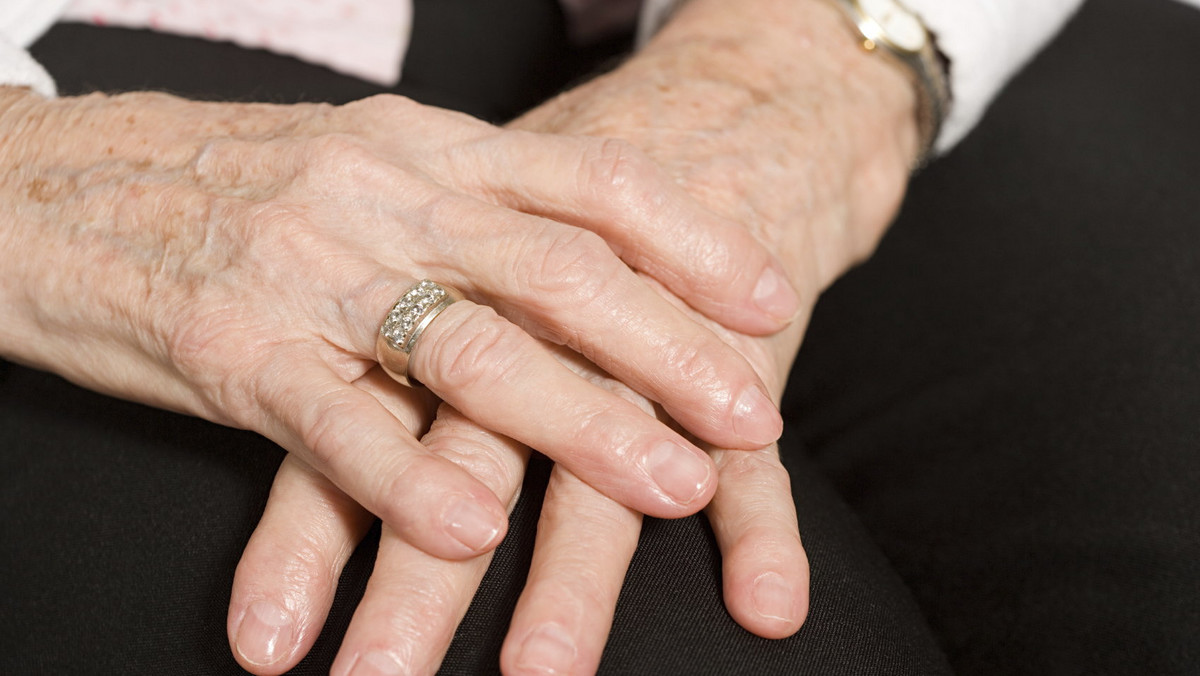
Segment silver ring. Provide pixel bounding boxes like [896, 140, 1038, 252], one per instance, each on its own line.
[376, 280, 464, 387]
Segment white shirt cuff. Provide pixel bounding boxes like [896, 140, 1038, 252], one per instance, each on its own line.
[0, 34, 55, 97]
[903, 0, 1084, 152]
[638, 0, 1085, 154]
[0, 0, 70, 96]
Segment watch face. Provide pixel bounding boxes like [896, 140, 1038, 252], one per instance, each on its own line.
[857, 0, 927, 52]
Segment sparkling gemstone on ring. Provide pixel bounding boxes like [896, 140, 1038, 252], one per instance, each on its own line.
[380, 280, 450, 352]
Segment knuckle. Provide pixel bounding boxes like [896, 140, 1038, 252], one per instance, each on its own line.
[718, 449, 792, 490]
[703, 227, 762, 286]
[303, 133, 373, 174]
[432, 434, 521, 496]
[558, 403, 637, 477]
[540, 570, 612, 618]
[520, 227, 620, 305]
[298, 393, 370, 465]
[189, 138, 245, 184]
[579, 137, 657, 206]
[680, 231, 746, 296]
[268, 531, 341, 601]
[343, 93, 416, 119]
[376, 452, 443, 520]
[408, 190, 471, 249]
[417, 304, 527, 394]
[662, 336, 724, 392]
[295, 132, 417, 202]
[163, 314, 267, 424]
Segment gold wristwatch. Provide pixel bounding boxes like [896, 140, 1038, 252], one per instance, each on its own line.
[825, 0, 951, 163]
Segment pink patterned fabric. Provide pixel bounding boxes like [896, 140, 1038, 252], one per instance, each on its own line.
[60, 0, 642, 86]
[61, 0, 412, 85]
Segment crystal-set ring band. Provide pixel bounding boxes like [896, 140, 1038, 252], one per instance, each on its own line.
[375, 280, 465, 387]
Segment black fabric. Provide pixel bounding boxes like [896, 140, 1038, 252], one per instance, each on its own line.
[2, 0, 1196, 674]
[792, 0, 1200, 673]
[30, 0, 628, 122]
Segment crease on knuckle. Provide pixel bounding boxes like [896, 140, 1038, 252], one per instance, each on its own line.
[406, 191, 474, 259]
[555, 403, 639, 482]
[580, 137, 658, 215]
[434, 436, 522, 497]
[519, 227, 620, 313]
[712, 453, 800, 540]
[298, 133, 389, 191]
[716, 449, 791, 492]
[543, 486, 637, 539]
[271, 531, 342, 607]
[661, 335, 725, 398]
[691, 225, 760, 296]
[298, 392, 377, 467]
[527, 566, 615, 623]
[166, 323, 254, 423]
[375, 452, 443, 524]
[402, 566, 463, 636]
[419, 305, 526, 392]
[189, 138, 245, 185]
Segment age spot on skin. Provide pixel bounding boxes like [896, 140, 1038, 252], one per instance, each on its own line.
[25, 177, 67, 203]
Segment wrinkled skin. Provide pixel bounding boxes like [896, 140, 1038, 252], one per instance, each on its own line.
[225, 0, 921, 674]
[0, 78, 810, 569]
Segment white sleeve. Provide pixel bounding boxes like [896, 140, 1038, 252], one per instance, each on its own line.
[638, 0, 1085, 152]
[903, 0, 1084, 151]
[0, 0, 73, 97]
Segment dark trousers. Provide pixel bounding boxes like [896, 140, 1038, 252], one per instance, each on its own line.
[3, 0, 1197, 673]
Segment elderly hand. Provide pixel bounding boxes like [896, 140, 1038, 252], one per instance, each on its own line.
[497, 0, 921, 665]
[0, 86, 796, 564]
[226, 0, 923, 672]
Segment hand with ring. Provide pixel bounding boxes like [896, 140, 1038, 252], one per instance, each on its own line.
[0, 86, 798, 563]
[223, 0, 925, 670]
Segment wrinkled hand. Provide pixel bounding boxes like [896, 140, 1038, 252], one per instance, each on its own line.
[226, 0, 922, 672]
[0, 86, 798, 562]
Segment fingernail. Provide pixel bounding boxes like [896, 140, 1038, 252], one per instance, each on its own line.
[753, 266, 800, 322]
[752, 572, 796, 622]
[445, 498, 503, 552]
[733, 385, 783, 446]
[644, 441, 711, 506]
[515, 623, 577, 674]
[235, 600, 293, 667]
[348, 650, 404, 676]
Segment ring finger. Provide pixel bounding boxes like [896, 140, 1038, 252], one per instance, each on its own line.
[329, 277, 721, 518]
[411, 199, 783, 451]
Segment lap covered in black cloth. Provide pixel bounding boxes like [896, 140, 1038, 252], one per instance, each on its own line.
[791, 0, 1200, 673]
[2, 0, 1196, 674]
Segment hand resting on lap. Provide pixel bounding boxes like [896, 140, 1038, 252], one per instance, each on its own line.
[0, 87, 795, 564]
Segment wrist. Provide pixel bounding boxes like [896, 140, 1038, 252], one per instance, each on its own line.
[636, 0, 919, 277]
[0, 89, 65, 366]
[642, 0, 921, 171]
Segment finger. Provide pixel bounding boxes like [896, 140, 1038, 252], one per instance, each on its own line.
[412, 199, 784, 450]
[229, 456, 375, 674]
[405, 300, 719, 517]
[228, 367, 432, 673]
[444, 132, 805, 335]
[255, 355, 508, 560]
[331, 405, 529, 676]
[706, 445, 810, 639]
[195, 127, 781, 450]
[500, 466, 641, 676]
